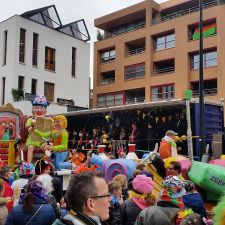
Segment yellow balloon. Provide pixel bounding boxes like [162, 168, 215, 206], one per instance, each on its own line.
[220, 155, 225, 159]
[164, 157, 178, 168]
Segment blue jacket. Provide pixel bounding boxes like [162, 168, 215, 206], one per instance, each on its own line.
[5, 197, 56, 225]
[183, 193, 206, 217]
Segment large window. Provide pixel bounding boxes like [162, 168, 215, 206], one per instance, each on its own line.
[154, 33, 175, 51]
[32, 33, 39, 66]
[19, 28, 26, 63]
[191, 50, 217, 70]
[18, 76, 24, 90]
[72, 47, 76, 77]
[3, 30, 7, 65]
[44, 82, 54, 102]
[151, 84, 174, 101]
[100, 49, 115, 64]
[125, 63, 145, 80]
[191, 79, 217, 96]
[45, 47, 56, 71]
[97, 92, 123, 107]
[31, 79, 37, 95]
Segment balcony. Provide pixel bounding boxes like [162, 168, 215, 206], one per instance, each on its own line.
[152, 66, 175, 75]
[152, 59, 175, 76]
[152, 0, 224, 25]
[127, 47, 146, 56]
[98, 78, 115, 86]
[125, 97, 145, 105]
[192, 87, 217, 96]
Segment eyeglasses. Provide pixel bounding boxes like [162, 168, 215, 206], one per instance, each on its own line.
[168, 167, 175, 170]
[90, 192, 111, 199]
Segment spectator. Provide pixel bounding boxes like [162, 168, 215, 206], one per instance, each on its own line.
[167, 161, 184, 180]
[113, 174, 128, 200]
[121, 175, 155, 225]
[0, 166, 13, 212]
[0, 178, 9, 225]
[6, 180, 56, 225]
[180, 213, 204, 225]
[52, 172, 111, 225]
[159, 130, 178, 159]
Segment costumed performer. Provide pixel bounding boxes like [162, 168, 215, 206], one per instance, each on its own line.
[25, 94, 49, 163]
[34, 115, 71, 170]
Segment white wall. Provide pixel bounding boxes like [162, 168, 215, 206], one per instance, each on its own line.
[0, 15, 90, 110]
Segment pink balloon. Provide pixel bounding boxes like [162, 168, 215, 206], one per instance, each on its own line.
[209, 159, 225, 167]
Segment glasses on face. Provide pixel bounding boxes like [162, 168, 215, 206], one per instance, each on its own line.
[168, 167, 174, 170]
[90, 192, 111, 199]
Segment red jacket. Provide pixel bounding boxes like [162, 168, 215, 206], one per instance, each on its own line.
[159, 140, 171, 159]
[2, 180, 13, 212]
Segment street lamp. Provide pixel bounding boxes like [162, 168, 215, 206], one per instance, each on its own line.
[199, 0, 205, 156]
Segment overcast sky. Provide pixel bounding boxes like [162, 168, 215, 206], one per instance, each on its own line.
[0, 0, 167, 85]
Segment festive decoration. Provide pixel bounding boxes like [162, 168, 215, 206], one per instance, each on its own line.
[193, 23, 216, 40]
[126, 144, 138, 160]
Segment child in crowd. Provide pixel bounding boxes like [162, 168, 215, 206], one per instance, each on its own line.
[113, 174, 128, 200]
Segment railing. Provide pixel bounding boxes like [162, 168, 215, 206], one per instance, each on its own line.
[152, 93, 175, 102]
[127, 47, 146, 56]
[100, 57, 115, 64]
[98, 78, 115, 85]
[192, 88, 217, 96]
[125, 97, 145, 105]
[152, 66, 175, 75]
[104, 23, 145, 39]
[152, 0, 225, 25]
[188, 32, 217, 41]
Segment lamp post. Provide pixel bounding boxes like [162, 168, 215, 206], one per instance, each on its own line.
[199, 0, 205, 156]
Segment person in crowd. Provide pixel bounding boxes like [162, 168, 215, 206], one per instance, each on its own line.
[179, 213, 204, 225]
[0, 166, 13, 212]
[106, 180, 123, 225]
[121, 175, 155, 225]
[182, 180, 206, 218]
[0, 178, 10, 225]
[113, 174, 128, 201]
[52, 171, 111, 225]
[135, 176, 186, 225]
[159, 130, 178, 159]
[36, 173, 61, 218]
[127, 169, 142, 190]
[11, 163, 34, 206]
[146, 123, 156, 151]
[6, 180, 56, 225]
[167, 161, 184, 180]
[34, 115, 71, 170]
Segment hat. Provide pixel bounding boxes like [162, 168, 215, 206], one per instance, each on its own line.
[20, 163, 34, 177]
[132, 175, 154, 194]
[35, 159, 52, 175]
[140, 170, 154, 179]
[159, 175, 186, 208]
[166, 130, 178, 136]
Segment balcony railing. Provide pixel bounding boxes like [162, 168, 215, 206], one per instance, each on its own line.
[188, 32, 217, 41]
[152, 0, 224, 25]
[125, 97, 145, 105]
[152, 66, 175, 75]
[104, 23, 145, 39]
[98, 78, 115, 85]
[192, 88, 217, 96]
[127, 47, 146, 56]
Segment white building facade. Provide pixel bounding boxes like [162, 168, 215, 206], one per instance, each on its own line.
[0, 5, 90, 115]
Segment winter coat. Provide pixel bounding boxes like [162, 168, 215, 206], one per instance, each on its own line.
[0, 198, 8, 225]
[5, 197, 56, 225]
[107, 201, 122, 225]
[121, 199, 142, 225]
[47, 193, 61, 218]
[1, 178, 13, 212]
[183, 193, 206, 217]
[135, 206, 180, 225]
[159, 140, 171, 159]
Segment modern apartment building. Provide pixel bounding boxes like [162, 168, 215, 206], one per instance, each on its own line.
[0, 5, 90, 115]
[93, 0, 225, 111]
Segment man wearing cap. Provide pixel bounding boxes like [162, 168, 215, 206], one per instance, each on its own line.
[159, 130, 178, 159]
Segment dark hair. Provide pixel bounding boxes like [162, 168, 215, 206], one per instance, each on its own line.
[136, 164, 146, 171]
[170, 161, 181, 174]
[65, 172, 103, 212]
[0, 165, 11, 178]
[24, 192, 35, 213]
[52, 176, 63, 202]
[180, 213, 204, 225]
[0, 178, 4, 193]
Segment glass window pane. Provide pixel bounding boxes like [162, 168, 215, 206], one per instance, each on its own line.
[106, 95, 114, 106]
[97, 96, 105, 107]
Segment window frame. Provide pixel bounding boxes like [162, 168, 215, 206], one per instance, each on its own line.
[32, 33, 39, 67]
[125, 63, 145, 80]
[3, 30, 7, 65]
[45, 46, 56, 71]
[154, 33, 175, 51]
[100, 49, 115, 64]
[97, 92, 124, 107]
[19, 28, 26, 63]
[71, 47, 76, 77]
[44, 81, 54, 102]
[151, 83, 175, 101]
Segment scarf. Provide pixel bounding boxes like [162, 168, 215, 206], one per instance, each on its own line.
[162, 135, 178, 157]
[132, 197, 148, 210]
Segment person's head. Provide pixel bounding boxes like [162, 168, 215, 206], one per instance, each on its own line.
[24, 180, 47, 213]
[0, 178, 4, 196]
[113, 174, 127, 189]
[183, 180, 196, 194]
[36, 174, 53, 195]
[19, 163, 34, 178]
[35, 159, 53, 175]
[0, 165, 12, 180]
[136, 164, 146, 171]
[108, 180, 122, 199]
[65, 172, 110, 221]
[166, 130, 177, 141]
[159, 175, 186, 208]
[179, 213, 204, 225]
[167, 161, 181, 176]
[53, 115, 68, 130]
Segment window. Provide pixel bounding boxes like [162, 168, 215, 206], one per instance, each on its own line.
[19, 28, 26, 63]
[32, 33, 38, 66]
[191, 50, 217, 70]
[3, 31, 7, 65]
[125, 63, 145, 80]
[151, 84, 174, 101]
[191, 79, 217, 96]
[18, 76, 24, 90]
[154, 33, 175, 51]
[1, 77, 5, 105]
[72, 47, 76, 77]
[44, 82, 54, 102]
[97, 92, 123, 107]
[31, 79, 37, 95]
[45, 47, 56, 71]
[100, 49, 115, 64]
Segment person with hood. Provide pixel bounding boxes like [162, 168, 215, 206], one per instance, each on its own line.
[159, 130, 178, 159]
[121, 175, 155, 225]
[6, 180, 56, 225]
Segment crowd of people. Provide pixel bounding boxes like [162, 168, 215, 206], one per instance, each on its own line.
[0, 155, 224, 225]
